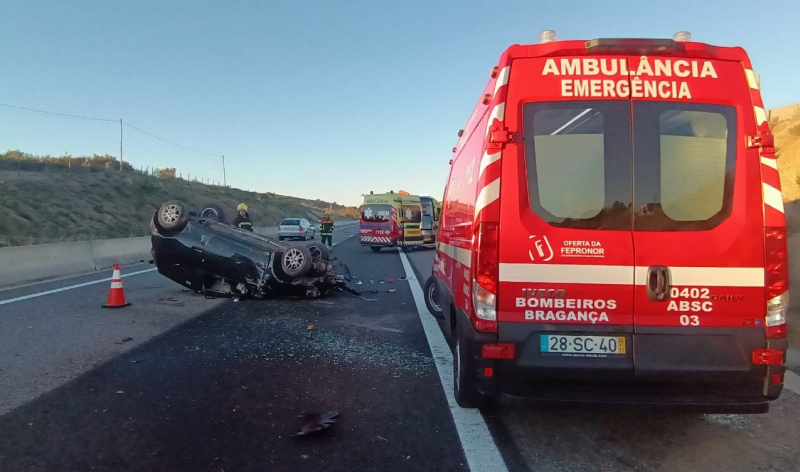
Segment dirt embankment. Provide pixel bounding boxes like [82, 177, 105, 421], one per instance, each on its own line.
[0, 170, 356, 247]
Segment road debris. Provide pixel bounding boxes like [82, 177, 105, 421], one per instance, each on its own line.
[293, 411, 339, 436]
[387, 289, 397, 293]
[115, 337, 134, 345]
[355, 280, 363, 285]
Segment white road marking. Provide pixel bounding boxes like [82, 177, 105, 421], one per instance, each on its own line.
[785, 371, 800, 395]
[399, 251, 508, 472]
[0, 268, 157, 306]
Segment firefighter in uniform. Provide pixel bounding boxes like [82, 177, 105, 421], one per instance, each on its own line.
[319, 213, 335, 250]
[233, 203, 254, 231]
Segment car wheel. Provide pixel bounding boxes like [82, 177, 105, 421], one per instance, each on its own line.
[305, 242, 330, 260]
[199, 204, 227, 223]
[311, 231, 315, 240]
[157, 200, 189, 232]
[279, 236, 285, 241]
[424, 275, 444, 319]
[401, 246, 411, 253]
[280, 246, 314, 278]
[370, 246, 381, 252]
[453, 336, 490, 409]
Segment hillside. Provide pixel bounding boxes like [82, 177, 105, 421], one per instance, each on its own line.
[770, 104, 800, 205]
[0, 158, 357, 247]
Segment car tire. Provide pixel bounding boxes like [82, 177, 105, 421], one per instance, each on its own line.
[280, 245, 314, 278]
[199, 204, 227, 223]
[402, 246, 411, 253]
[370, 246, 382, 252]
[157, 200, 190, 232]
[311, 231, 315, 240]
[453, 336, 490, 409]
[424, 275, 444, 319]
[305, 242, 330, 260]
[279, 236, 285, 241]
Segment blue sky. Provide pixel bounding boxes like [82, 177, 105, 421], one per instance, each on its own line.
[2, 0, 798, 206]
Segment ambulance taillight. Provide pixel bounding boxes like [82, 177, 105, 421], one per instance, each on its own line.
[765, 228, 789, 339]
[473, 222, 499, 333]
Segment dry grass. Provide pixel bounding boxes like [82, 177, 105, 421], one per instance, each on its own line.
[0, 170, 351, 247]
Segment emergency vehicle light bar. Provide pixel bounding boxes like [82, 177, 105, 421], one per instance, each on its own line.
[585, 38, 685, 55]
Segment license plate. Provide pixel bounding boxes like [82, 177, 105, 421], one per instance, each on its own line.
[540, 335, 626, 355]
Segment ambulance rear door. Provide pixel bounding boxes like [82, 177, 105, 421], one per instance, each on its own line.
[497, 55, 635, 374]
[627, 55, 766, 379]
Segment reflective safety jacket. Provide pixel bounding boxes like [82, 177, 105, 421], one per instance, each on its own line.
[233, 213, 254, 231]
[319, 218, 335, 235]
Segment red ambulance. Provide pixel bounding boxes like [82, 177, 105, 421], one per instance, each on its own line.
[433, 32, 788, 412]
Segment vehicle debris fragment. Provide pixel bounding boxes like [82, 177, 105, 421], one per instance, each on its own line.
[293, 411, 339, 436]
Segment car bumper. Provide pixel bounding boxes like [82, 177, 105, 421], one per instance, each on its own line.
[457, 319, 785, 411]
[278, 231, 308, 238]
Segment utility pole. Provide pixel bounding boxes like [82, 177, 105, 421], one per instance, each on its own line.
[222, 155, 227, 187]
[119, 119, 124, 171]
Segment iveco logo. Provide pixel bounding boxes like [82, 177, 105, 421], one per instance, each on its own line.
[521, 288, 567, 299]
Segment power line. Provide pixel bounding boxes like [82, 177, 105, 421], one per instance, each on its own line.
[0, 102, 223, 159]
[0, 103, 117, 123]
[123, 122, 222, 158]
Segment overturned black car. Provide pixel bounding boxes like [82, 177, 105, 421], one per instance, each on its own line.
[151, 200, 341, 298]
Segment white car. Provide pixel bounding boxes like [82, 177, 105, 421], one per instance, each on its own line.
[278, 218, 316, 241]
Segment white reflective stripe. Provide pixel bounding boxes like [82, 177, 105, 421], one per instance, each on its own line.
[635, 266, 764, 287]
[474, 178, 500, 219]
[485, 103, 506, 137]
[500, 263, 633, 284]
[439, 242, 472, 267]
[763, 183, 785, 213]
[745, 69, 759, 89]
[110, 281, 123, 289]
[112, 270, 121, 279]
[493, 66, 510, 94]
[478, 151, 501, 179]
[761, 156, 778, 170]
[500, 263, 764, 287]
[754, 106, 767, 126]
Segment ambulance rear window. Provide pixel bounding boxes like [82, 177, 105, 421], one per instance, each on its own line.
[523, 101, 633, 230]
[633, 102, 736, 231]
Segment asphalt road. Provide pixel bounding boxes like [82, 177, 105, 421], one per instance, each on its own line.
[1, 226, 800, 471]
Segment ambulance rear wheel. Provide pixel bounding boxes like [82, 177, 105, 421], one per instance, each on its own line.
[370, 247, 382, 252]
[453, 336, 490, 409]
[424, 275, 444, 319]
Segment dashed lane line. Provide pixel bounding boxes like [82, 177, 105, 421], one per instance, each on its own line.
[399, 251, 508, 472]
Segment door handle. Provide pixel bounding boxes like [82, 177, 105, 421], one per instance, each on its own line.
[646, 266, 671, 301]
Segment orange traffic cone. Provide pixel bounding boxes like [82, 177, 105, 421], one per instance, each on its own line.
[102, 263, 131, 308]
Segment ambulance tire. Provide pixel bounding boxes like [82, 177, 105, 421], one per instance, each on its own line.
[402, 246, 411, 253]
[453, 336, 490, 409]
[370, 247, 382, 252]
[424, 275, 444, 319]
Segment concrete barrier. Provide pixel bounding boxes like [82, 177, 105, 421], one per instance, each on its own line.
[0, 241, 96, 287]
[0, 236, 151, 288]
[90, 237, 152, 271]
